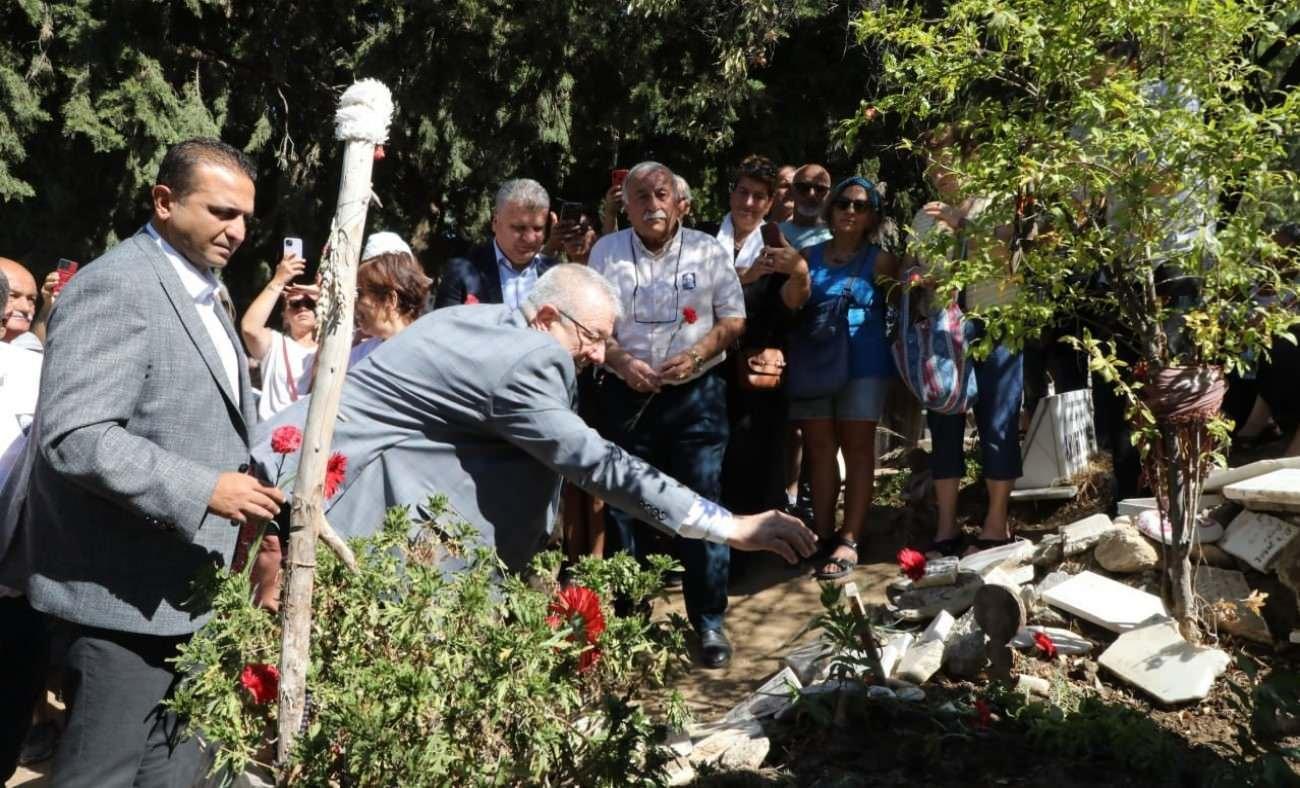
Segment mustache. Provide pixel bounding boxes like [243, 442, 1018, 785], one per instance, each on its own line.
[642, 209, 669, 222]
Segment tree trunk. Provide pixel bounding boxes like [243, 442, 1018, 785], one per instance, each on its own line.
[1157, 423, 1199, 643]
[275, 139, 376, 768]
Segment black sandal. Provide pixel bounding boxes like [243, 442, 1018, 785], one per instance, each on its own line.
[814, 535, 859, 581]
[925, 536, 965, 558]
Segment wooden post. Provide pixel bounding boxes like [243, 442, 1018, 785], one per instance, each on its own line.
[275, 80, 392, 769]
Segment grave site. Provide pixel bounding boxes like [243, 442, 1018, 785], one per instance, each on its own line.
[642, 393, 1300, 787]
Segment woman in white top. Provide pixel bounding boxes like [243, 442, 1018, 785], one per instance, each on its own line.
[241, 251, 319, 421]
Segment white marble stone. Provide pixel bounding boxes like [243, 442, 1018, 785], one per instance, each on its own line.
[877, 633, 914, 678]
[724, 667, 802, 721]
[1117, 498, 1159, 517]
[1059, 513, 1117, 556]
[1041, 570, 1169, 633]
[894, 611, 955, 684]
[959, 539, 1035, 575]
[985, 563, 1035, 587]
[1016, 674, 1052, 698]
[689, 719, 769, 770]
[1010, 485, 1079, 501]
[1098, 618, 1230, 704]
[1205, 456, 1300, 493]
[1010, 625, 1093, 655]
[1224, 469, 1300, 513]
[782, 639, 833, 685]
[1220, 509, 1300, 572]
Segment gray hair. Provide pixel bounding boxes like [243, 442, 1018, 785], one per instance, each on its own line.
[674, 175, 691, 205]
[523, 263, 624, 321]
[0, 268, 8, 305]
[621, 161, 677, 208]
[494, 178, 550, 214]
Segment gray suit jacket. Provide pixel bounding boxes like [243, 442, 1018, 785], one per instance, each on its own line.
[0, 232, 256, 635]
[251, 305, 699, 571]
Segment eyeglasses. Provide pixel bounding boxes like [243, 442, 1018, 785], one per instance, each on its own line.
[287, 297, 317, 310]
[555, 307, 607, 346]
[832, 197, 874, 214]
[793, 181, 830, 197]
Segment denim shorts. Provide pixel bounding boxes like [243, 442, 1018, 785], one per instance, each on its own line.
[788, 376, 890, 422]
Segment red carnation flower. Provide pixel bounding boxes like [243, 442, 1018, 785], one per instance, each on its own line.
[1033, 630, 1058, 660]
[681, 307, 698, 324]
[897, 547, 927, 582]
[270, 425, 303, 455]
[324, 452, 347, 499]
[240, 663, 279, 704]
[973, 698, 993, 731]
[547, 585, 606, 672]
[464, 293, 480, 305]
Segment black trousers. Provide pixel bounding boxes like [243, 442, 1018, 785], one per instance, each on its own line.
[1, 596, 49, 785]
[51, 626, 197, 788]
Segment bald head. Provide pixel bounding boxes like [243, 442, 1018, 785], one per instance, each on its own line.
[791, 164, 832, 223]
[0, 257, 37, 343]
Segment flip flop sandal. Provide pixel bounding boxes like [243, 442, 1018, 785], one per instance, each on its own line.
[925, 536, 965, 558]
[814, 536, 859, 581]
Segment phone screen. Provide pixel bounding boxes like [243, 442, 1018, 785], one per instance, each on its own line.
[558, 202, 582, 225]
[760, 222, 783, 247]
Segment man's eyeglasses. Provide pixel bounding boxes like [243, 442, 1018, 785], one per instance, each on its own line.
[555, 307, 607, 346]
[793, 181, 830, 197]
[287, 297, 317, 310]
[832, 197, 874, 214]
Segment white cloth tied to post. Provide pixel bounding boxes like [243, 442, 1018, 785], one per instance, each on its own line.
[334, 79, 394, 144]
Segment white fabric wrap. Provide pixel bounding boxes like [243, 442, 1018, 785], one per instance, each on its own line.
[334, 79, 394, 144]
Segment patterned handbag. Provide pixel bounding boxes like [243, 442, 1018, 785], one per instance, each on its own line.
[891, 267, 978, 414]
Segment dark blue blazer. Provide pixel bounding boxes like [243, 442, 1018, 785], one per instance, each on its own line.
[432, 242, 558, 309]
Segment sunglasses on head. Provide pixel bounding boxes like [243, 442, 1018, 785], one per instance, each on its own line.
[832, 197, 874, 214]
[287, 297, 316, 310]
[793, 181, 830, 196]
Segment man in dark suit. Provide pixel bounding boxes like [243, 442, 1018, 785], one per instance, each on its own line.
[433, 178, 559, 309]
[0, 138, 285, 787]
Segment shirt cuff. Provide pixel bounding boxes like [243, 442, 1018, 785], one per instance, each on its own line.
[677, 496, 734, 543]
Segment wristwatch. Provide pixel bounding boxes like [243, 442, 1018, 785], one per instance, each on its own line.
[688, 349, 704, 373]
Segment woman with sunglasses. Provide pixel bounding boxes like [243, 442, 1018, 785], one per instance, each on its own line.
[790, 176, 898, 580]
[241, 249, 320, 421]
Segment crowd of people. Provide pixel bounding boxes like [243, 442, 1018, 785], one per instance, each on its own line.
[1, 131, 1297, 787]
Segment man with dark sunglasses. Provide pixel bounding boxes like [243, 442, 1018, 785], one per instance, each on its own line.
[779, 163, 834, 251]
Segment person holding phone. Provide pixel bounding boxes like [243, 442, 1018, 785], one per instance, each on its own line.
[240, 243, 319, 421]
[716, 156, 811, 520]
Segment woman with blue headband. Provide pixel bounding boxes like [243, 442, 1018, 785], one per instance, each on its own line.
[789, 176, 898, 580]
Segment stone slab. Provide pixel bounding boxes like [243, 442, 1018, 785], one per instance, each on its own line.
[1041, 570, 1169, 633]
[887, 571, 983, 621]
[877, 633, 914, 678]
[959, 539, 1035, 576]
[782, 639, 833, 685]
[1118, 498, 1159, 517]
[1205, 456, 1300, 493]
[1194, 566, 1272, 644]
[1098, 618, 1231, 704]
[986, 563, 1035, 587]
[894, 611, 955, 685]
[1220, 509, 1300, 572]
[1224, 469, 1300, 514]
[1059, 513, 1117, 556]
[1010, 625, 1094, 655]
[1010, 485, 1079, 501]
[942, 609, 987, 678]
[724, 667, 802, 722]
[689, 719, 769, 770]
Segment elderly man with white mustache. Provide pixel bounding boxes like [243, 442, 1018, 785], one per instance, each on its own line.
[588, 160, 748, 668]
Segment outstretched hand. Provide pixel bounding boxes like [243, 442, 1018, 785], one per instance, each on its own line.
[726, 510, 818, 564]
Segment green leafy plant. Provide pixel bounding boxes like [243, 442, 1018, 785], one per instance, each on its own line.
[170, 498, 690, 786]
[851, 0, 1300, 639]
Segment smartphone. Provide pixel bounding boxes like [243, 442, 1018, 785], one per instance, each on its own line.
[283, 237, 304, 259]
[760, 222, 784, 247]
[558, 201, 583, 225]
[54, 258, 79, 294]
[610, 168, 629, 188]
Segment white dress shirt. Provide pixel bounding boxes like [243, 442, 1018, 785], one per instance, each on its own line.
[494, 241, 543, 310]
[588, 226, 745, 382]
[0, 340, 41, 486]
[144, 224, 241, 404]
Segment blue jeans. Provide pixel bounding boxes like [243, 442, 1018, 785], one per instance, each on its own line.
[598, 371, 730, 632]
[928, 341, 1024, 481]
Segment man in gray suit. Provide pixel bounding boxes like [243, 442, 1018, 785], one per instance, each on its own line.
[252, 264, 815, 574]
[0, 139, 285, 787]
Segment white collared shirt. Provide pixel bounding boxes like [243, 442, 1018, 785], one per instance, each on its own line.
[494, 241, 542, 311]
[588, 226, 745, 382]
[144, 224, 241, 404]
